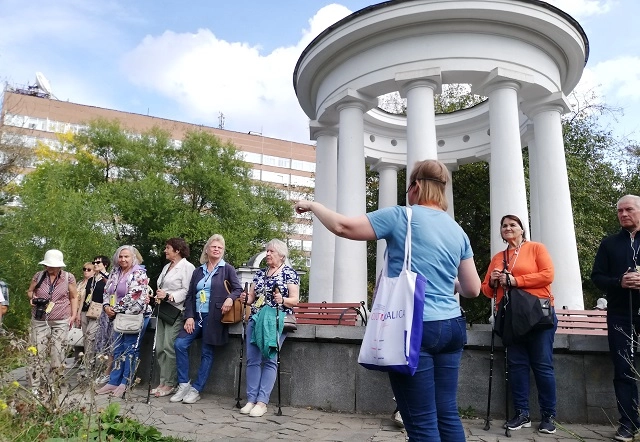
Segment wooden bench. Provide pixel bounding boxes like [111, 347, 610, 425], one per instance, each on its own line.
[555, 309, 607, 336]
[294, 301, 368, 326]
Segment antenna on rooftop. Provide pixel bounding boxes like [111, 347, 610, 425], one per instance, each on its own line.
[34, 72, 56, 99]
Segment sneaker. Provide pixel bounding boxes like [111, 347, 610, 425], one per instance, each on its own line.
[240, 402, 255, 414]
[95, 375, 110, 385]
[249, 404, 268, 417]
[505, 412, 531, 430]
[182, 387, 200, 404]
[538, 416, 556, 434]
[170, 383, 191, 403]
[393, 410, 404, 428]
[615, 426, 639, 442]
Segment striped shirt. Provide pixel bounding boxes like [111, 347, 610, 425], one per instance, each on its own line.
[31, 270, 76, 321]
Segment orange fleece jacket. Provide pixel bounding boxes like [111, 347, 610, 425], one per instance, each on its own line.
[481, 241, 555, 307]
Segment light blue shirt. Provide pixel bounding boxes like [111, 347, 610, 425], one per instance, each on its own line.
[196, 259, 225, 314]
[367, 205, 473, 321]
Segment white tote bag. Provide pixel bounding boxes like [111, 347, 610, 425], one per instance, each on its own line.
[358, 207, 426, 375]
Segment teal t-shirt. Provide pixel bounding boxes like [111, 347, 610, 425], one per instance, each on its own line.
[366, 205, 473, 321]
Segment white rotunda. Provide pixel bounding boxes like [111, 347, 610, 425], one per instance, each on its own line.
[294, 0, 588, 309]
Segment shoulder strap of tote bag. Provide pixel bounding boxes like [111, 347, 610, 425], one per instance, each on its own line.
[402, 206, 413, 272]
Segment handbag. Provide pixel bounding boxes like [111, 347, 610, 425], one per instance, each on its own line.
[495, 288, 554, 345]
[86, 301, 103, 320]
[158, 301, 182, 325]
[358, 207, 427, 375]
[113, 313, 144, 334]
[221, 280, 250, 324]
[66, 326, 84, 347]
[283, 311, 297, 332]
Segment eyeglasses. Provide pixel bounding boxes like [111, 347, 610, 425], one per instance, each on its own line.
[92, 261, 102, 265]
[83, 268, 93, 272]
[406, 181, 416, 194]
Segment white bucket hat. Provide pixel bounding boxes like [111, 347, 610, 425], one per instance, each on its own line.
[39, 249, 66, 267]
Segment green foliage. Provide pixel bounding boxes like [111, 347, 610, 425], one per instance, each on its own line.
[0, 119, 294, 333]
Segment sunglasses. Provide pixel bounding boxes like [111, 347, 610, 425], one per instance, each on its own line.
[92, 261, 102, 265]
[83, 268, 93, 272]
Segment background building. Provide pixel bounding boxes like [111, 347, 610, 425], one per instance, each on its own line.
[0, 86, 315, 263]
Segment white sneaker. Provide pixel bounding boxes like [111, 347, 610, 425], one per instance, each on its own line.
[95, 375, 110, 385]
[182, 387, 200, 404]
[249, 404, 268, 417]
[393, 410, 404, 427]
[240, 402, 255, 414]
[170, 383, 191, 403]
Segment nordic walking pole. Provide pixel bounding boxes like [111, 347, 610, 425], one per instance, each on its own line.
[235, 282, 249, 408]
[504, 279, 511, 438]
[504, 345, 511, 437]
[275, 287, 283, 416]
[146, 296, 160, 404]
[483, 286, 498, 431]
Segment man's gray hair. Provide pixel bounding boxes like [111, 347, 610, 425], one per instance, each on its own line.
[617, 195, 640, 208]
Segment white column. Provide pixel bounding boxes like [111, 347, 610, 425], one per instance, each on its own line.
[372, 162, 399, 279]
[333, 101, 368, 304]
[445, 165, 455, 219]
[527, 137, 541, 242]
[529, 103, 584, 309]
[308, 127, 338, 303]
[402, 79, 438, 188]
[486, 82, 529, 256]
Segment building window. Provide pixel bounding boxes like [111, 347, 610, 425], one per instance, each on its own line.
[290, 175, 314, 187]
[262, 171, 289, 185]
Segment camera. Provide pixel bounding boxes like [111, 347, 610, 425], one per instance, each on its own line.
[32, 298, 49, 320]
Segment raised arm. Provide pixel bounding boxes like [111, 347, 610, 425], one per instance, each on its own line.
[295, 201, 376, 241]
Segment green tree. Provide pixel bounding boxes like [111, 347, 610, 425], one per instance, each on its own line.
[0, 119, 295, 332]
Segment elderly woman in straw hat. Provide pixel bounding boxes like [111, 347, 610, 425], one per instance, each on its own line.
[26, 249, 79, 390]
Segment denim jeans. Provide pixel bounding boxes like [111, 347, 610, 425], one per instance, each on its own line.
[174, 313, 215, 392]
[388, 316, 467, 442]
[245, 318, 287, 404]
[607, 313, 640, 431]
[109, 315, 149, 386]
[506, 313, 557, 418]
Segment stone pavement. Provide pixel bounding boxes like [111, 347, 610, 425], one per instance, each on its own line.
[96, 388, 617, 441]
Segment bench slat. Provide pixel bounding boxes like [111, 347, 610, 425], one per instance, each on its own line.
[293, 302, 367, 326]
[555, 308, 608, 336]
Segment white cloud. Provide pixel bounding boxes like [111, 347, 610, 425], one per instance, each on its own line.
[589, 56, 640, 102]
[120, 4, 352, 144]
[545, 0, 615, 17]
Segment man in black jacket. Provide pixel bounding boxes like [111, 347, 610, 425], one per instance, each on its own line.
[592, 194, 640, 442]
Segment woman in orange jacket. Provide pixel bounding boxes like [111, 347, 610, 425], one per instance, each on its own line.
[481, 214, 557, 435]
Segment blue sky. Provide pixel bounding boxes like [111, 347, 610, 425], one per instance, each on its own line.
[1, 0, 638, 146]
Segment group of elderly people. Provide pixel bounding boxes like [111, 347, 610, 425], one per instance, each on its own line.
[27, 234, 298, 412]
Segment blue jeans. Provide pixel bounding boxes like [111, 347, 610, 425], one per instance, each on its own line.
[245, 318, 286, 404]
[388, 316, 467, 442]
[109, 315, 149, 386]
[608, 313, 640, 430]
[174, 313, 215, 392]
[507, 313, 557, 418]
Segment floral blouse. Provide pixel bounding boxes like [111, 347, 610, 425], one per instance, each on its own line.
[103, 264, 150, 315]
[251, 265, 299, 316]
